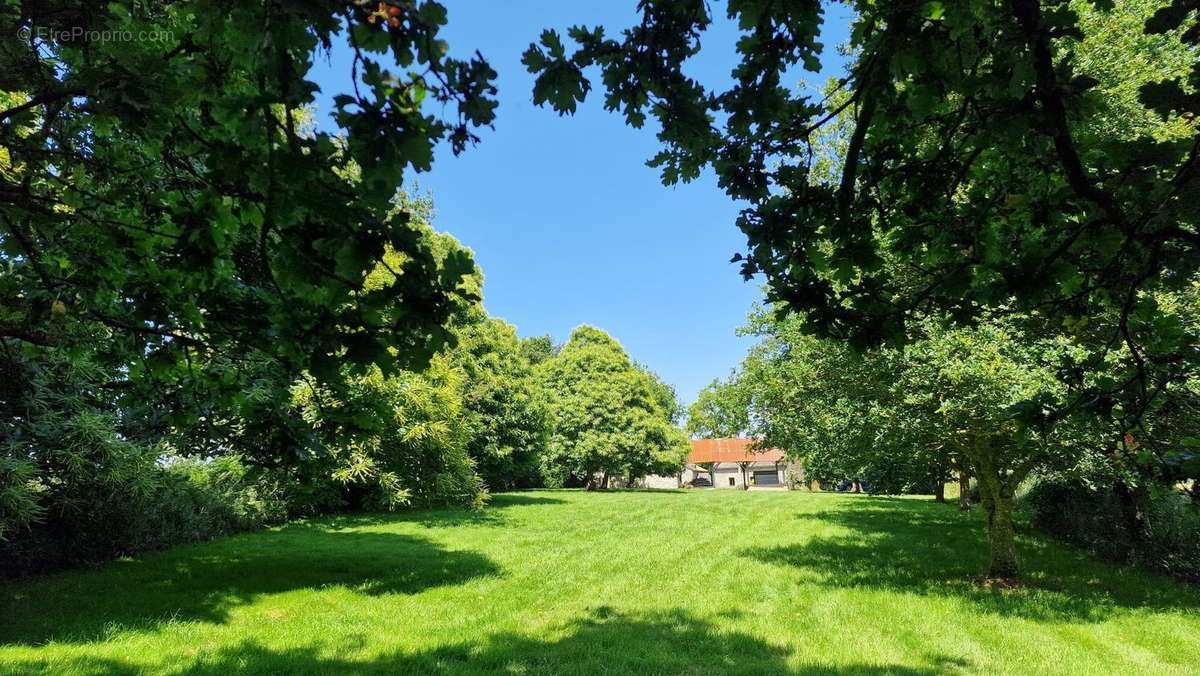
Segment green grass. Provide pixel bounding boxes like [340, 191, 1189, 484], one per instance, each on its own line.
[2, 490, 1198, 675]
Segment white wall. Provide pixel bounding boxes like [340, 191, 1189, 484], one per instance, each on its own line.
[683, 462, 783, 488]
[641, 474, 681, 489]
[647, 462, 798, 489]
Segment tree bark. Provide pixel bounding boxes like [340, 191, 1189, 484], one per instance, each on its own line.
[934, 481, 946, 503]
[969, 436, 1020, 579]
[985, 494, 1019, 579]
[852, 480, 862, 493]
[958, 465, 971, 512]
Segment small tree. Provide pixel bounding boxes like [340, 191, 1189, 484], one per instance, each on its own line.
[897, 319, 1107, 578]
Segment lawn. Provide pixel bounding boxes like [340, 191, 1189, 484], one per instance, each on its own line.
[2, 490, 1198, 675]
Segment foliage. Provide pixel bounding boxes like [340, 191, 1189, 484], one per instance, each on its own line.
[0, 0, 506, 570]
[538, 326, 689, 487]
[290, 224, 536, 510]
[448, 312, 551, 491]
[294, 354, 487, 512]
[2, 1, 499, 452]
[0, 340, 159, 544]
[686, 376, 750, 439]
[704, 303, 1123, 576]
[0, 0, 496, 497]
[692, 307, 950, 493]
[1026, 477, 1200, 582]
[520, 334, 561, 366]
[524, 0, 1200, 423]
[0, 454, 287, 576]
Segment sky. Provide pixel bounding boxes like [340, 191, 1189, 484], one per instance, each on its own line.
[309, 1, 853, 405]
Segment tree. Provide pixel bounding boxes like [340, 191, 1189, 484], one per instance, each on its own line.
[294, 354, 487, 511]
[2, 0, 497, 462]
[448, 312, 551, 491]
[696, 308, 910, 493]
[520, 335, 561, 366]
[2, 1, 502, 551]
[896, 318, 1109, 577]
[707, 303, 1116, 577]
[523, 0, 1199, 420]
[687, 376, 751, 439]
[538, 326, 689, 488]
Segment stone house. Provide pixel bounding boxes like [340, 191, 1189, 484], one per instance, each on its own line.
[642, 438, 801, 489]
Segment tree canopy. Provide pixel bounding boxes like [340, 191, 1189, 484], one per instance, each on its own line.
[2, 0, 497, 448]
[525, 0, 1200, 416]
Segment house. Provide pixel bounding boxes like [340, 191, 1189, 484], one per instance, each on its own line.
[641, 438, 801, 489]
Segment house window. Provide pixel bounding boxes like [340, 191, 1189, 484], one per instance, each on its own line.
[728, 477, 736, 486]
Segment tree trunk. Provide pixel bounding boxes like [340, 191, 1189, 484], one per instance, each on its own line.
[852, 480, 861, 493]
[958, 465, 971, 512]
[934, 481, 946, 503]
[1115, 481, 1153, 542]
[983, 492, 1019, 579]
[965, 435, 1020, 578]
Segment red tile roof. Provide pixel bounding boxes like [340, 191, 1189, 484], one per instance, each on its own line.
[687, 438, 785, 464]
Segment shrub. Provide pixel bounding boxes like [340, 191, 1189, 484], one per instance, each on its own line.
[1024, 478, 1200, 582]
[0, 456, 287, 577]
[294, 357, 489, 512]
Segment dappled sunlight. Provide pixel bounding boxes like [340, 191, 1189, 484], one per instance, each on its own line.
[743, 499, 1200, 623]
[314, 493, 571, 531]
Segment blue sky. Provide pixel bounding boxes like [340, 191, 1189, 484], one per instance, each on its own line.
[310, 1, 852, 405]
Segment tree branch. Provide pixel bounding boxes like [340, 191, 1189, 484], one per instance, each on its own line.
[0, 321, 55, 346]
[1008, 0, 1128, 229]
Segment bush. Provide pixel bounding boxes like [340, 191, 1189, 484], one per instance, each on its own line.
[294, 358, 489, 512]
[1024, 478, 1200, 582]
[0, 456, 287, 577]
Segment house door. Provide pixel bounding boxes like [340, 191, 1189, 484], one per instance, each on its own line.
[753, 470, 780, 486]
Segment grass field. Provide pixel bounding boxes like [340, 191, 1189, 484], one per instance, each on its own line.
[2, 490, 1198, 675]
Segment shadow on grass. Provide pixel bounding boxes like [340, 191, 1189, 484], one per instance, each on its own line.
[602, 488, 689, 494]
[742, 497, 1200, 622]
[312, 493, 569, 530]
[1, 528, 499, 647]
[487, 493, 570, 506]
[2, 607, 970, 675]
